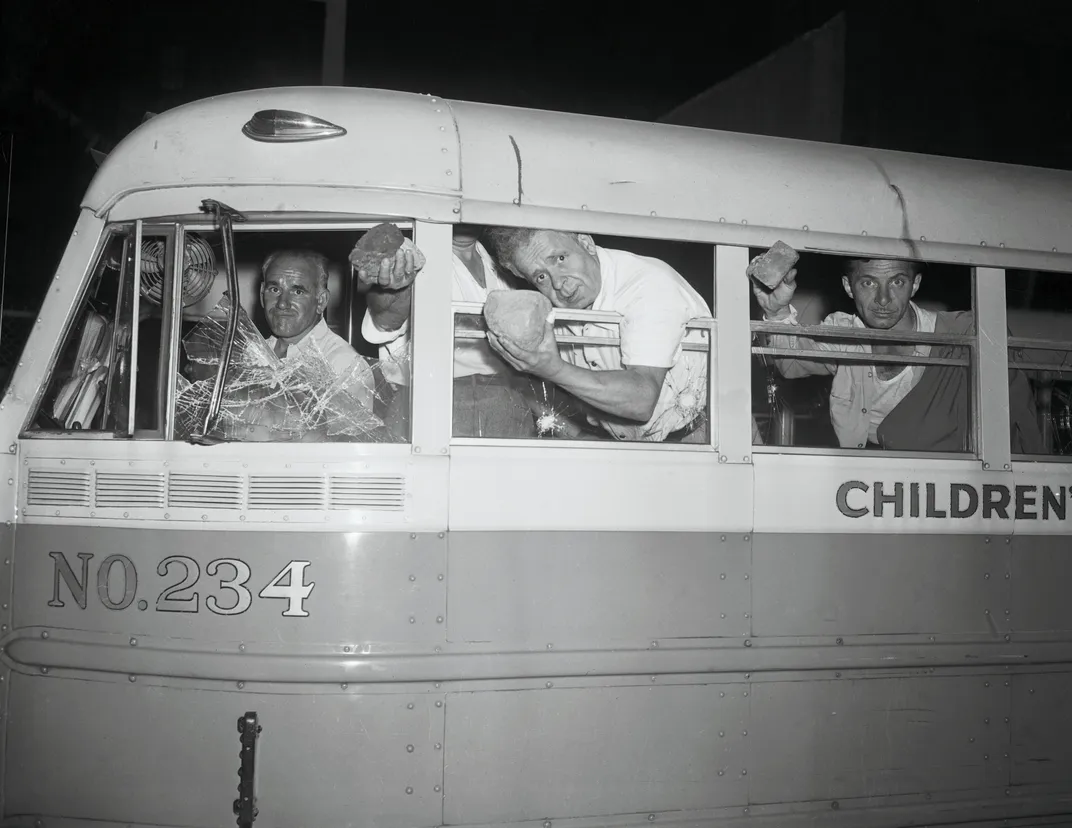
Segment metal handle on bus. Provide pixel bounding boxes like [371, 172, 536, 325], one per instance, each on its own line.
[195, 199, 246, 442]
[234, 711, 261, 828]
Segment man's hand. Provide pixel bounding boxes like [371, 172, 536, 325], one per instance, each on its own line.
[486, 313, 564, 381]
[352, 239, 427, 294]
[751, 267, 798, 320]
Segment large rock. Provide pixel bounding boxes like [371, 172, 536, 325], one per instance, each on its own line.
[484, 290, 553, 351]
[349, 223, 405, 273]
[747, 240, 799, 289]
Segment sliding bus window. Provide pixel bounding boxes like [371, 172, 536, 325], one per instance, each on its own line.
[750, 251, 977, 453]
[172, 223, 413, 443]
[450, 228, 715, 445]
[1007, 269, 1072, 457]
[28, 224, 167, 437]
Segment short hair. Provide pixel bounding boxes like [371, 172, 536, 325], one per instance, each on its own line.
[261, 249, 330, 292]
[484, 227, 548, 272]
[843, 258, 923, 281]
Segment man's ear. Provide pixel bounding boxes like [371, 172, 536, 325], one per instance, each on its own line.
[911, 273, 922, 298]
[576, 233, 598, 255]
[841, 274, 854, 299]
[317, 287, 330, 314]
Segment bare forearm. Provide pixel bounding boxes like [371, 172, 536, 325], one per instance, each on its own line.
[546, 362, 659, 422]
[364, 286, 413, 333]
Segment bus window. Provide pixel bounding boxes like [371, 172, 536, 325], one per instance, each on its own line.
[750, 251, 977, 453]
[173, 225, 409, 444]
[29, 227, 166, 437]
[1007, 269, 1072, 457]
[450, 227, 714, 444]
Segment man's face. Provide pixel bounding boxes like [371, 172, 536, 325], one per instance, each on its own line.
[260, 255, 327, 341]
[508, 231, 602, 309]
[842, 260, 921, 330]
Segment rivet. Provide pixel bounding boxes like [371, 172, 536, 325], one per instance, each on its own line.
[742, 219, 748, 225]
[436, 700, 443, 707]
[803, 224, 809, 231]
[129, 637, 137, 647]
[547, 643, 553, 650]
[1004, 717, 1010, 723]
[41, 630, 49, 639]
[651, 641, 659, 648]
[980, 241, 987, 247]
[835, 671, 842, 678]
[651, 211, 657, 217]
[128, 674, 136, 682]
[410, 533, 417, 539]
[836, 637, 844, 645]
[407, 702, 414, 709]
[1005, 609, 1010, 615]
[1005, 789, 1011, 796]
[435, 785, 442, 792]
[452, 206, 460, 213]
[861, 230, 868, 236]
[237, 681, 245, 689]
[406, 787, 413, 794]
[742, 769, 748, 775]
[435, 683, 441, 689]
[744, 612, 750, 619]
[546, 681, 554, 688]
[436, 616, 443, 623]
[344, 646, 351, 653]
[720, 613, 726, 618]
[581, 204, 588, 210]
[720, 573, 726, 580]
[720, 691, 725, 697]
[984, 753, 989, 760]
[719, 730, 725, 737]
[831, 801, 840, 811]
[719, 455, 727, 463]
[744, 807, 750, 814]
[985, 609, 990, 615]
[719, 217, 726, 223]
[984, 572, 990, 579]
[970, 737, 975, 743]
[440, 447, 448, 454]
[1003, 463, 1009, 469]
[983, 462, 990, 470]
[1030, 688, 1035, 694]
[414, 446, 422, 454]
[648, 815, 656, 822]
[984, 717, 990, 724]
[743, 691, 749, 697]
[743, 574, 749, 580]
[718, 769, 724, 776]
[438, 574, 444, 581]
[41, 667, 48, 674]
[341, 683, 348, 690]
[406, 744, 414, 752]
[545, 821, 552, 828]
[651, 675, 657, 682]
[742, 730, 748, 736]
[744, 640, 752, 648]
[435, 742, 442, 750]
[409, 616, 415, 624]
[438, 532, 445, 539]
[720, 535, 726, 541]
[1005, 572, 1010, 579]
[409, 575, 416, 582]
[985, 682, 991, 688]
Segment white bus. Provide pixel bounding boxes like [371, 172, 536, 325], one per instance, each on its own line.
[1, 86, 1072, 828]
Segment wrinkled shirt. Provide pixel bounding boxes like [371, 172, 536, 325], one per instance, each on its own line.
[765, 302, 936, 448]
[266, 317, 374, 410]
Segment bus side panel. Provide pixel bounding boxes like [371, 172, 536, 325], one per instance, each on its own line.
[752, 533, 1007, 637]
[4, 673, 444, 828]
[446, 532, 750, 647]
[748, 675, 1010, 802]
[10, 526, 447, 647]
[442, 683, 750, 824]
[1011, 671, 1072, 786]
[1010, 535, 1072, 633]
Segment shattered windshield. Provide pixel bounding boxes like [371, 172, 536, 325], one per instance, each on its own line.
[176, 296, 406, 443]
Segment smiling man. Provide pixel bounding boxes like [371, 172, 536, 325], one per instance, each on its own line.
[260, 249, 374, 410]
[483, 228, 712, 442]
[754, 255, 1043, 452]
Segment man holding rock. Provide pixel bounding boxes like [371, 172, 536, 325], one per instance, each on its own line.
[353, 224, 537, 437]
[483, 228, 711, 442]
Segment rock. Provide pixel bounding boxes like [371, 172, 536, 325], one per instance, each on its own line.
[349, 223, 405, 273]
[484, 290, 552, 351]
[747, 240, 799, 289]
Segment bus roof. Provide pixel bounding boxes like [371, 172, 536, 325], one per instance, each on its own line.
[85, 86, 1072, 257]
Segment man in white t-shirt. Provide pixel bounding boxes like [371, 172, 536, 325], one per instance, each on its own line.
[353, 226, 536, 437]
[482, 228, 712, 442]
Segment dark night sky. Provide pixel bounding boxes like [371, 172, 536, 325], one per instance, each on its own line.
[2, 0, 1071, 312]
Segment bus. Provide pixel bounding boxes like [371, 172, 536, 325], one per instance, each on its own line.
[2, 86, 1072, 828]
